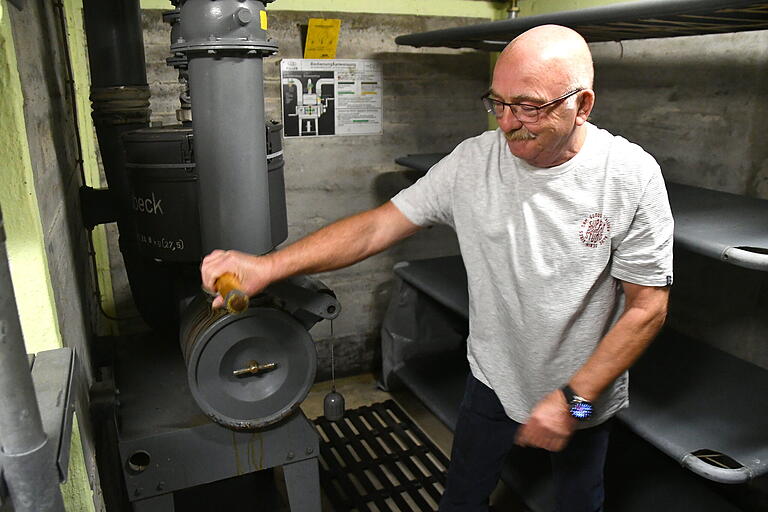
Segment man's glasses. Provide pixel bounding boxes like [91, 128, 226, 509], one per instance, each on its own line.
[481, 88, 583, 123]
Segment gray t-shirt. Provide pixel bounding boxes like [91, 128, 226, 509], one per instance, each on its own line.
[391, 124, 674, 426]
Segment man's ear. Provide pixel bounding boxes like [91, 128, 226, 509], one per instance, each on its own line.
[575, 89, 595, 126]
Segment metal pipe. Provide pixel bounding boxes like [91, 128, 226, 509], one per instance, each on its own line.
[82, 0, 150, 223]
[82, 0, 181, 330]
[0, 208, 64, 512]
[507, 0, 520, 20]
[174, 0, 278, 255]
[82, 0, 150, 219]
[163, 8, 193, 123]
[81, 0, 147, 87]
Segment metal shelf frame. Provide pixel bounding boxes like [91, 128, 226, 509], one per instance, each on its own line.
[395, 0, 768, 50]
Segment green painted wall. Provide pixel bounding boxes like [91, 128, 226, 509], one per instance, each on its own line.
[0, 0, 62, 354]
[139, 0, 629, 18]
[0, 1, 96, 510]
[60, 416, 97, 512]
[519, 0, 629, 17]
[141, 0, 507, 18]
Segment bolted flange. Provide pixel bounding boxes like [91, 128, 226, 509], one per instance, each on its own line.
[171, 0, 278, 56]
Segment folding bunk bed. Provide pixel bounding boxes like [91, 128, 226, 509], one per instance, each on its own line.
[381, 1, 768, 509]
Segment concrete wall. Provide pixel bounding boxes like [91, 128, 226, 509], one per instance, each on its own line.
[8, 0, 95, 377]
[6, 1, 102, 510]
[133, 12, 768, 375]
[136, 9, 489, 378]
[3, 0, 765, 508]
[591, 32, 768, 198]
[589, 30, 768, 368]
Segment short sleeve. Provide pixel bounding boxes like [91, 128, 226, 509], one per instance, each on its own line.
[611, 170, 674, 287]
[390, 150, 460, 228]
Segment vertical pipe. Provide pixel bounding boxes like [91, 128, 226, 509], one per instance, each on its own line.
[0, 208, 64, 512]
[175, 0, 278, 255]
[82, 0, 147, 88]
[82, 0, 179, 330]
[507, 0, 520, 19]
[188, 56, 273, 254]
[82, 0, 150, 223]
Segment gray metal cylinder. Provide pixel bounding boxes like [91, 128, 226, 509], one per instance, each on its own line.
[81, 0, 179, 332]
[0, 223, 43, 452]
[0, 210, 65, 512]
[178, 276, 339, 430]
[82, 0, 150, 219]
[188, 57, 273, 253]
[82, 0, 147, 87]
[123, 125, 201, 263]
[179, 294, 317, 430]
[174, 0, 279, 255]
[173, 0, 277, 54]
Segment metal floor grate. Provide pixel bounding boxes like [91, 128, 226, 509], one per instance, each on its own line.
[313, 400, 450, 512]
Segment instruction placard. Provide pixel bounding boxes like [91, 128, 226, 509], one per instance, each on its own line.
[280, 59, 383, 138]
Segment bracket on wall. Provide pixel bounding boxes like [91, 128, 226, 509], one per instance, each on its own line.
[31, 347, 78, 482]
[79, 186, 118, 230]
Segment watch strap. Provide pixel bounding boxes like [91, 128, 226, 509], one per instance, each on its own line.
[561, 384, 578, 403]
[561, 384, 594, 420]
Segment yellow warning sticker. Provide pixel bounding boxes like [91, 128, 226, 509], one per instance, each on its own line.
[260, 10, 268, 30]
[304, 18, 341, 59]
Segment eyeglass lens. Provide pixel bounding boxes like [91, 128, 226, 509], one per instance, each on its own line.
[483, 97, 540, 122]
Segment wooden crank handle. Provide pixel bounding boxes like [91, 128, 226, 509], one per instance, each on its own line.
[214, 272, 249, 314]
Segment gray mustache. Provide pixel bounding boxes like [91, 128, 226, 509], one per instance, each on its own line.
[505, 128, 537, 141]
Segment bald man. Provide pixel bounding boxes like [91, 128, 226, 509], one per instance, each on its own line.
[202, 25, 673, 511]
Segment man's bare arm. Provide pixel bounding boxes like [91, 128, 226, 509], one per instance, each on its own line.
[568, 281, 669, 400]
[516, 282, 669, 451]
[201, 201, 421, 307]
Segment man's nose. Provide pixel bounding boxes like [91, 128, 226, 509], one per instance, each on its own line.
[497, 106, 523, 131]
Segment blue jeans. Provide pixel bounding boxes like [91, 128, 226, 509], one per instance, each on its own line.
[439, 375, 611, 512]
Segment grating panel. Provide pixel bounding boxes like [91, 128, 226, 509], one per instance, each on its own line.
[314, 400, 450, 512]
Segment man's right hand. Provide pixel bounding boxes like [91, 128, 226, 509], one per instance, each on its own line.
[198, 202, 420, 309]
[200, 249, 273, 309]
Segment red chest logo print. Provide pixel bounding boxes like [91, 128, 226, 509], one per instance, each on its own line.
[579, 213, 611, 248]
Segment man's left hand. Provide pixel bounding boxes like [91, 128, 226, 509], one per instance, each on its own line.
[515, 389, 577, 452]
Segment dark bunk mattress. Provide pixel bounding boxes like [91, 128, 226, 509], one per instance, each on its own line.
[390, 253, 768, 484]
[667, 183, 768, 272]
[386, 256, 759, 510]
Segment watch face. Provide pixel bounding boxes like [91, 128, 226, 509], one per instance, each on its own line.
[570, 401, 593, 420]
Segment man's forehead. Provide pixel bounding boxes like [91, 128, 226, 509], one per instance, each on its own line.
[487, 87, 547, 104]
[492, 50, 573, 101]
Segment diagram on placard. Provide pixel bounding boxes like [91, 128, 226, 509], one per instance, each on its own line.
[281, 71, 336, 137]
[280, 59, 383, 138]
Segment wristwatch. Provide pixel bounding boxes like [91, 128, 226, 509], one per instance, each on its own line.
[561, 384, 594, 421]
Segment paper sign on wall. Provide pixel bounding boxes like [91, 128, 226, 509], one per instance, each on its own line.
[280, 59, 383, 138]
[304, 18, 341, 59]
